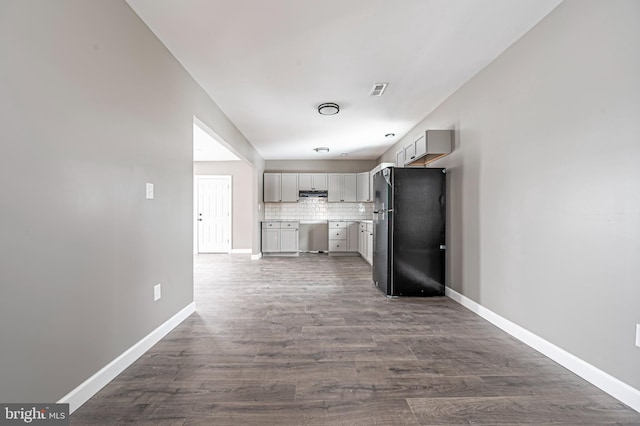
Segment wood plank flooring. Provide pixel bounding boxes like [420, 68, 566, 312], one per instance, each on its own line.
[71, 254, 640, 425]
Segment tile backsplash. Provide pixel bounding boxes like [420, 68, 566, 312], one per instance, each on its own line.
[265, 198, 373, 221]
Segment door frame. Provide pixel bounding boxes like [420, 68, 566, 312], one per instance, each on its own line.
[194, 175, 232, 254]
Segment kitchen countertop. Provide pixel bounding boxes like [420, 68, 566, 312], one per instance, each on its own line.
[263, 219, 372, 223]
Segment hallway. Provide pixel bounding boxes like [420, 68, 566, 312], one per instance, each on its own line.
[71, 254, 640, 424]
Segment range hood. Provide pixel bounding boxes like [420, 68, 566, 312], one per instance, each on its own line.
[405, 130, 452, 167]
[299, 190, 328, 198]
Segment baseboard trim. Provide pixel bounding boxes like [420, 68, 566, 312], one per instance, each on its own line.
[58, 301, 196, 414]
[231, 249, 252, 254]
[445, 287, 640, 413]
[251, 253, 262, 260]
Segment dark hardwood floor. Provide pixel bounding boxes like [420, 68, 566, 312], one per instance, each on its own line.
[71, 254, 640, 425]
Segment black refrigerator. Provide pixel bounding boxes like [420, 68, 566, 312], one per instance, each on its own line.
[372, 167, 446, 297]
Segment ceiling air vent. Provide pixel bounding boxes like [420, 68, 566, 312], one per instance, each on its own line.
[369, 83, 388, 97]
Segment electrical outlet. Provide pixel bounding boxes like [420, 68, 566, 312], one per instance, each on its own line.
[146, 183, 154, 199]
[154, 283, 161, 301]
[636, 324, 640, 348]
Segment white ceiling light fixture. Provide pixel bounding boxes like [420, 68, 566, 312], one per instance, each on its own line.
[313, 147, 330, 153]
[317, 103, 339, 115]
[370, 83, 388, 96]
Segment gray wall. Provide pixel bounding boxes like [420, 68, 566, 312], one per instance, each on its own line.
[194, 162, 253, 250]
[379, 0, 640, 390]
[265, 159, 377, 173]
[0, 0, 263, 402]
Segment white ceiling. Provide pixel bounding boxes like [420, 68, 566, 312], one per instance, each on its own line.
[127, 0, 562, 161]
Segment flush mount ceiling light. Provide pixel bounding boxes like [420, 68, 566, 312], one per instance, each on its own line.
[317, 103, 339, 115]
[385, 133, 396, 138]
[313, 147, 330, 153]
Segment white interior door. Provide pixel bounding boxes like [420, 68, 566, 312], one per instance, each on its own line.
[197, 176, 231, 253]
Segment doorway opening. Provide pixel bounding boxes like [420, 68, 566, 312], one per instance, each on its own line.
[193, 116, 255, 256]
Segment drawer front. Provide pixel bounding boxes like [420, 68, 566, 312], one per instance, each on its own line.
[263, 222, 281, 229]
[329, 221, 346, 229]
[329, 229, 346, 240]
[366, 223, 373, 232]
[329, 240, 346, 252]
[281, 221, 298, 229]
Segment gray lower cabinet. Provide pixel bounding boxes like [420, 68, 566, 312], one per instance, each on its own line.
[280, 226, 299, 252]
[358, 221, 373, 265]
[366, 223, 373, 264]
[262, 228, 280, 252]
[347, 222, 359, 252]
[358, 222, 367, 258]
[328, 221, 358, 254]
[328, 221, 347, 252]
[262, 222, 299, 254]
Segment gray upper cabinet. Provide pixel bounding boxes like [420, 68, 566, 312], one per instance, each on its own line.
[404, 130, 452, 166]
[403, 142, 417, 164]
[298, 173, 327, 191]
[396, 150, 404, 168]
[281, 173, 299, 202]
[414, 132, 427, 158]
[263, 173, 281, 202]
[328, 173, 357, 202]
[356, 172, 370, 202]
[264, 173, 298, 202]
[327, 174, 342, 202]
[343, 174, 357, 201]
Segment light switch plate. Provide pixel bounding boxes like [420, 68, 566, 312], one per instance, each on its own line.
[154, 283, 161, 301]
[636, 324, 640, 348]
[146, 183, 154, 199]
